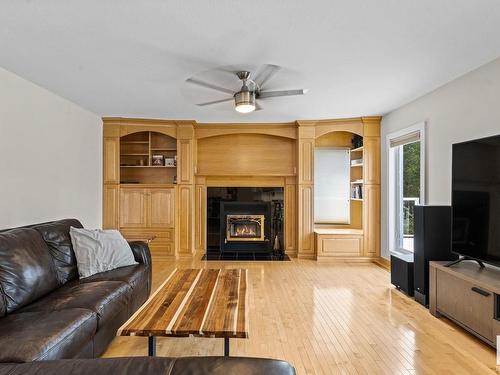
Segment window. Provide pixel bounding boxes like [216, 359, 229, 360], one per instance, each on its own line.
[387, 123, 425, 253]
[314, 148, 350, 224]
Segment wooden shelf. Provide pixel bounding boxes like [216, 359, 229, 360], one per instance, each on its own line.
[314, 228, 363, 235]
[120, 183, 176, 188]
[351, 146, 364, 153]
[350, 163, 363, 168]
[120, 165, 176, 168]
[119, 131, 178, 185]
[351, 198, 363, 201]
[350, 180, 363, 184]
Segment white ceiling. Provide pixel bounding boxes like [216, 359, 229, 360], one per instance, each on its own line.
[1, 0, 500, 122]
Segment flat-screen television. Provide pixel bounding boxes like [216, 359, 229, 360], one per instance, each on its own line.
[452, 134, 500, 266]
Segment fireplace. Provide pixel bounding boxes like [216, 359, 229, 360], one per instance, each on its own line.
[206, 187, 284, 257]
[226, 215, 265, 242]
[220, 201, 271, 253]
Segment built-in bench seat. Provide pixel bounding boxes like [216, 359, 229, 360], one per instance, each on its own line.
[314, 228, 364, 261]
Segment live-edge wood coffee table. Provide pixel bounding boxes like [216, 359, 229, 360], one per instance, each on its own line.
[118, 268, 248, 356]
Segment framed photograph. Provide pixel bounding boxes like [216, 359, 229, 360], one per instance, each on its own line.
[152, 155, 164, 166]
[165, 157, 176, 166]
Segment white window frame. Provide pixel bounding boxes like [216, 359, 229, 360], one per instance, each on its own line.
[386, 121, 426, 254]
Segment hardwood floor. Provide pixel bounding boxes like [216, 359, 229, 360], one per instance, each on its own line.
[103, 256, 497, 374]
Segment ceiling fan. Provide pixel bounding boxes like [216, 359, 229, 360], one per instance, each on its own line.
[186, 64, 307, 113]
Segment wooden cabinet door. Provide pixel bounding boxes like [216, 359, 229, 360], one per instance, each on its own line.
[119, 188, 147, 228]
[317, 235, 363, 257]
[469, 284, 494, 342]
[436, 270, 470, 323]
[148, 188, 175, 228]
[436, 269, 494, 342]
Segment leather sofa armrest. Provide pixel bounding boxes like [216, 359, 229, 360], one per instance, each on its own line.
[129, 241, 152, 296]
[128, 241, 152, 267]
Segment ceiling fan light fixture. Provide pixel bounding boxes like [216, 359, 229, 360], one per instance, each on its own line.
[187, 64, 307, 112]
[235, 103, 255, 113]
[234, 90, 256, 113]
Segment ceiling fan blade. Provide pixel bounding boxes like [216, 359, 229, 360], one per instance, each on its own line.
[258, 89, 307, 99]
[252, 64, 280, 89]
[186, 78, 235, 95]
[196, 97, 234, 106]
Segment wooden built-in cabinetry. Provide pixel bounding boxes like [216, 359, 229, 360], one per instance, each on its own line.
[103, 120, 184, 259]
[119, 186, 175, 228]
[312, 118, 380, 261]
[102, 117, 381, 262]
[315, 229, 364, 258]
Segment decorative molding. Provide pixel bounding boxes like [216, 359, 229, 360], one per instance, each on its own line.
[103, 137, 120, 184]
[204, 176, 286, 187]
[177, 185, 194, 256]
[194, 184, 207, 252]
[195, 122, 297, 140]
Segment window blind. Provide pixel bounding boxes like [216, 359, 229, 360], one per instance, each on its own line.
[390, 130, 421, 148]
[314, 148, 350, 224]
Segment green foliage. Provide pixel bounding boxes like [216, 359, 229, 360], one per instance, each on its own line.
[403, 142, 420, 198]
[402, 142, 420, 236]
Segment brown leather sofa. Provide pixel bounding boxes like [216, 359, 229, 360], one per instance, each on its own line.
[0, 219, 152, 362]
[0, 219, 296, 374]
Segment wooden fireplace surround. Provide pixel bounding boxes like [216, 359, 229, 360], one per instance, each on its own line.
[102, 116, 381, 261]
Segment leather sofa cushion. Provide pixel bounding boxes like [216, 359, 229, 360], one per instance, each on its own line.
[80, 264, 148, 291]
[172, 357, 296, 375]
[0, 308, 97, 362]
[32, 219, 83, 285]
[0, 364, 16, 375]
[19, 281, 131, 329]
[0, 357, 296, 375]
[80, 264, 149, 313]
[0, 358, 176, 375]
[0, 228, 60, 313]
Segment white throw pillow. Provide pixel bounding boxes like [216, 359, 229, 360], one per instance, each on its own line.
[69, 227, 138, 278]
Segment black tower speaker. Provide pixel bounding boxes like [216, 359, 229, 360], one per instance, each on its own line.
[390, 253, 414, 296]
[414, 205, 457, 306]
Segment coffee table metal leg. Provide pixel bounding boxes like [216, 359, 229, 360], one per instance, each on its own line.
[148, 336, 156, 356]
[224, 337, 229, 356]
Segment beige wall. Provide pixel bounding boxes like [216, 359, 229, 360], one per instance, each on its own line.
[381, 57, 500, 259]
[0, 67, 102, 229]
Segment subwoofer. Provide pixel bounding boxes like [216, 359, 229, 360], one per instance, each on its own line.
[390, 253, 414, 296]
[414, 205, 457, 306]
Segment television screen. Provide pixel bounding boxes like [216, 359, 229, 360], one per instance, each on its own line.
[452, 134, 500, 266]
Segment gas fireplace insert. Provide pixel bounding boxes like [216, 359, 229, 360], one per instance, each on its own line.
[220, 201, 271, 253]
[226, 214, 265, 242]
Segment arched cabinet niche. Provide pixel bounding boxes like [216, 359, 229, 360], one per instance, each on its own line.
[120, 131, 177, 184]
[312, 118, 380, 262]
[314, 130, 364, 230]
